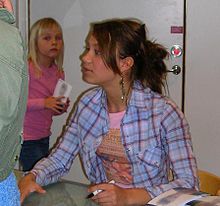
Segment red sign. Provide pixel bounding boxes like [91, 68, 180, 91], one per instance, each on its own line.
[171, 26, 184, 34]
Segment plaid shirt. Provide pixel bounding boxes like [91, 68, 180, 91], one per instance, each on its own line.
[32, 81, 199, 198]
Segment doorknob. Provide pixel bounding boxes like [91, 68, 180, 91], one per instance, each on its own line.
[167, 65, 181, 75]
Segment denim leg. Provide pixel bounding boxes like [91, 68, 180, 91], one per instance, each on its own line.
[19, 137, 49, 172]
[0, 173, 20, 206]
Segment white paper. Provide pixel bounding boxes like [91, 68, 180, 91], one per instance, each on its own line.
[186, 196, 220, 206]
[148, 189, 205, 206]
[53, 79, 72, 103]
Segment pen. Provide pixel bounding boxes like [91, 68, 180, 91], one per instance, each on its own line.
[86, 180, 115, 199]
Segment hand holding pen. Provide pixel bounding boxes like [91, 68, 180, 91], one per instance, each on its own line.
[87, 180, 115, 198]
[87, 180, 133, 205]
[87, 180, 152, 205]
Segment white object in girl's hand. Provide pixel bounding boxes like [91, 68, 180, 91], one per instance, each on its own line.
[53, 79, 72, 103]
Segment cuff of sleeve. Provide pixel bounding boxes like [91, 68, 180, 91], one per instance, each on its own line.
[145, 186, 164, 199]
[36, 98, 46, 109]
[23, 170, 37, 177]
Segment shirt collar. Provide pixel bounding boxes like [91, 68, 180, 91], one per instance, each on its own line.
[99, 81, 152, 109]
[129, 81, 151, 108]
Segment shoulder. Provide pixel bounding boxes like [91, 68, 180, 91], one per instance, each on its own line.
[150, 92, 183, 119]
[132, 81, 182, 115]
[51, 64, 64, 78]
[0, 25, 23, 62]
[70, 87, 103, 121]
[77, 86, 103, 106]
[28, 61, 37, 76]
[0, 11, 19, 41]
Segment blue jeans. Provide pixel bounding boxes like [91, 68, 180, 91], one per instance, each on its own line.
[19, 137, 49, 172]
[0, 173, 20, 206]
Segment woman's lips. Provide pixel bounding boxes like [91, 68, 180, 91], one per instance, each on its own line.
[81, 66, 92, 73]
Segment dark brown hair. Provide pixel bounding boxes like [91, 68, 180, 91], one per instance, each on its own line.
[91, 18, 169, 94]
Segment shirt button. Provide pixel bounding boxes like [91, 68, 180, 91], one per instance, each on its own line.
[154, 162, 159, 167]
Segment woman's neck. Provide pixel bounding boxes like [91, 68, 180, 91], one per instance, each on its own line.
[105, 80, 132, 113]
[107, 95, 127, 113]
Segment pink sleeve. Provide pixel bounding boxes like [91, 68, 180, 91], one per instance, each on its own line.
[26, 98, 45, 111]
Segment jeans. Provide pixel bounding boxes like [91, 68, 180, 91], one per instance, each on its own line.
[19, 137, 49, 172]
[0, 173, 20, 206]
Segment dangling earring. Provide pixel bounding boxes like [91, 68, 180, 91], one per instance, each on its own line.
[120, 76, 126, 103]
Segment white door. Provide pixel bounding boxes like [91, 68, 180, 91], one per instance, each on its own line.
[185, 0, 220, 176]
[24, 0, 185, 183]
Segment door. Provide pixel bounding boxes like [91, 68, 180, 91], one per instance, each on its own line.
[23, 0, 185, 183]
[185, 0, 220, 176]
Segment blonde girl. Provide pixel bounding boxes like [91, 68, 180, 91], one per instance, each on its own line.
[19, 17, 69, 172]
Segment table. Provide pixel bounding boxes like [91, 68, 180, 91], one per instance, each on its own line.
[16, 170, 220, 206]
[22, 180, 97, 206]
[15, 170, 97, 206]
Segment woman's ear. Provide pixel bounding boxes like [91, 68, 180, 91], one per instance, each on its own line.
[119, 56, 134, 72]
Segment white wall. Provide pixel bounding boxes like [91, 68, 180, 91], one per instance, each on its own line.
[185, 0, 220, 176]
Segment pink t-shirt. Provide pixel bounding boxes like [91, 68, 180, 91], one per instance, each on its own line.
[96, 111, 133, 188]
[23, 61, 64, 140]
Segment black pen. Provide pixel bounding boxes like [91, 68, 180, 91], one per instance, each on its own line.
[86, 180, 115, 199]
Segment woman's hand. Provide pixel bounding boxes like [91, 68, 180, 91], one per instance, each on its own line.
[88, 182, 151, 206]
[18, 173, 46, 204]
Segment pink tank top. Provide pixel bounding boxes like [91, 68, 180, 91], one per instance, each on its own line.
[96, 111, 133, 188]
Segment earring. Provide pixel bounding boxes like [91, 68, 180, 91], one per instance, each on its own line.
[120, 76, 126, 102]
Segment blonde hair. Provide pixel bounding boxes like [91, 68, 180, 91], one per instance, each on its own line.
[28, 17, 64, 76]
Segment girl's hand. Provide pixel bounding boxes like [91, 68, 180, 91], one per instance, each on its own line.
[44, 96, 65, 113]
[18, 173, 46, 204]
[0, 0, 13, 12]
[62, 97, 70, 113]
[88, 183, 151, 206]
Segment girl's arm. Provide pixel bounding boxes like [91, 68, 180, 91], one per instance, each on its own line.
[26, 96, 66, 113]
[26, 98, 45, 111]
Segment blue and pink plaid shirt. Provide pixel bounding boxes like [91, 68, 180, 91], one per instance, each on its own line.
[32, 81, 199, 198]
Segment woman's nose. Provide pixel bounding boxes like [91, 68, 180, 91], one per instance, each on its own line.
[81, 51, 91, 63]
